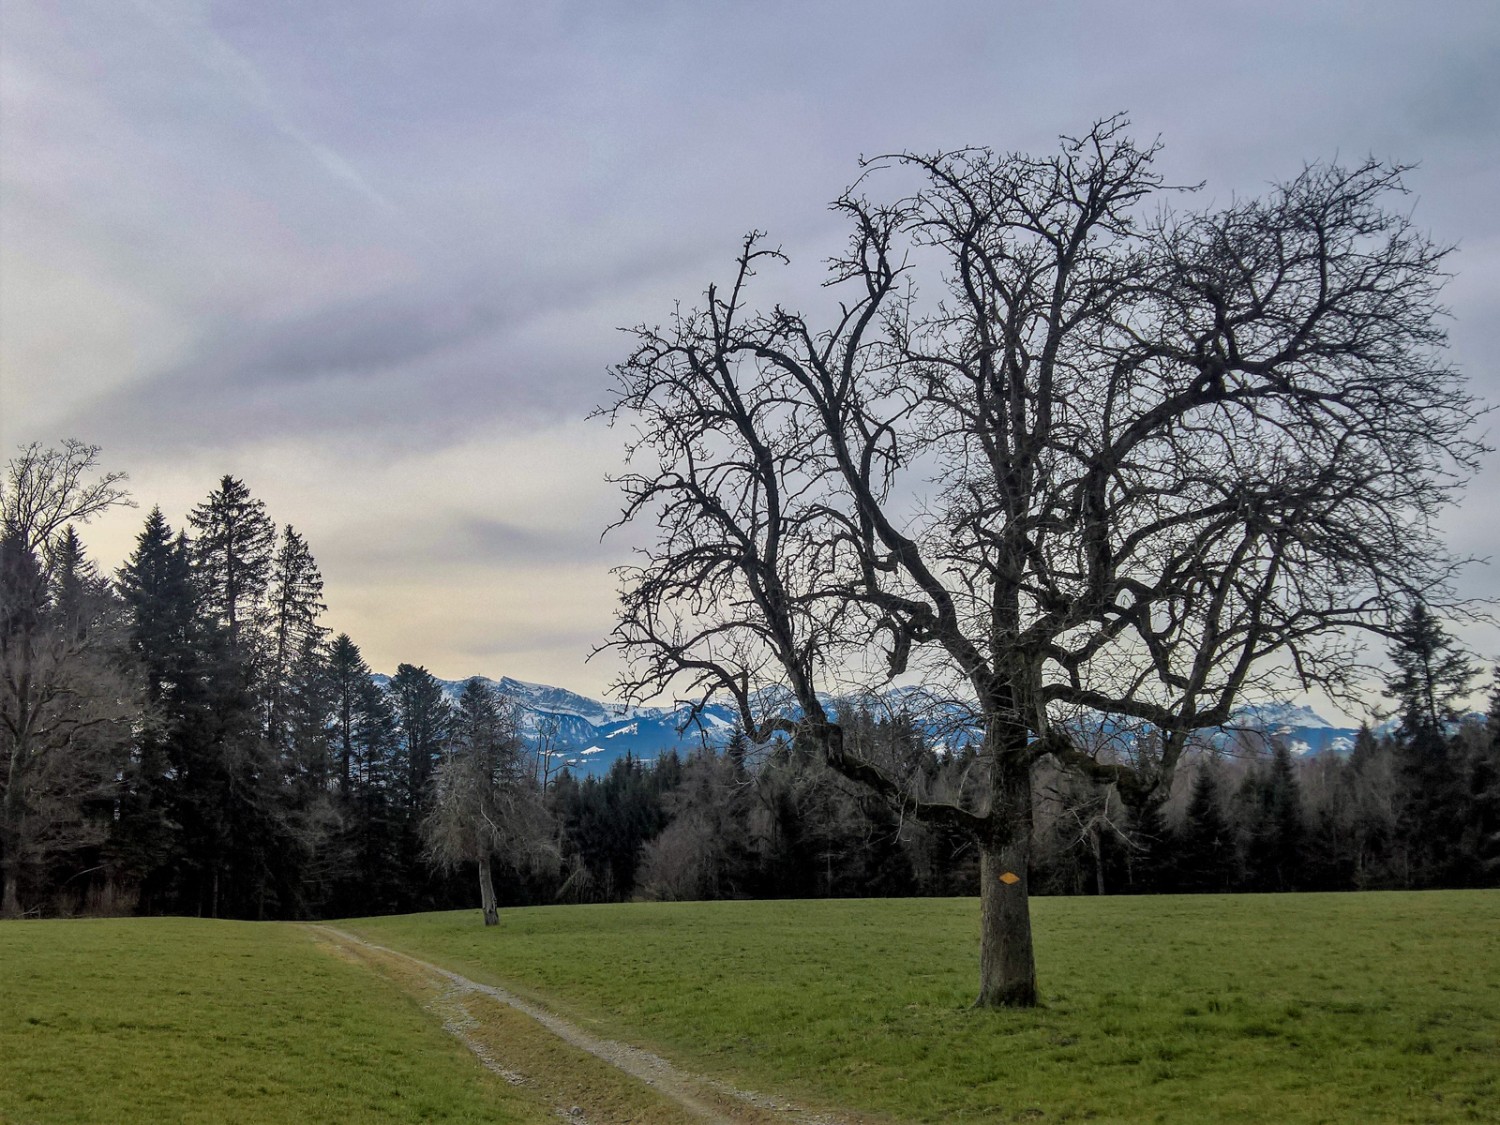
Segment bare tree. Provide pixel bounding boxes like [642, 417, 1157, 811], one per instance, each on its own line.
[598, 118, 1481, 1006]
[424, 678, 553, 925]
[1, 440, 132, 556]
[1, 443, 136, 916]
[1, 527, 137, 915]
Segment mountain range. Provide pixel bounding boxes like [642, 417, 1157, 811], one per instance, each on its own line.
[376, 673, 1377, 778]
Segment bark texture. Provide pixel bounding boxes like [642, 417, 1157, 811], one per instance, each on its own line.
[478, 854, 499, 927]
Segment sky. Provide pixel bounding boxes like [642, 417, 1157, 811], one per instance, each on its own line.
[3, 0, 1499, 709]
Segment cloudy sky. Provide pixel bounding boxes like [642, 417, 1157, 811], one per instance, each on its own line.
[4, 0, 1499, 704]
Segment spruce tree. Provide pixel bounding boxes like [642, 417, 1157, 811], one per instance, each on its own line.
[387, 664, 453, 901]
[188, 476, 275, 653]
[114, 510, 201, 904]
[1239, 743, 1305, 891]
[329, 634, 372, 796]
[1175, 765, 1236, 893]
[1385, 603, 1475, 886]
[264, 525, 328, 769]
[181, 479, 282, 917]
[324, 635, 403, 914]
[1385, 602, 1475, 740]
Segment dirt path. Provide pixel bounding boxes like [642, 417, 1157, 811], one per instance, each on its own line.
[311, 925, 866, 1125]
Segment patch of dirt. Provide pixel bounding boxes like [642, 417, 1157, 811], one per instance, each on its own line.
[311, 925, 868, 1125]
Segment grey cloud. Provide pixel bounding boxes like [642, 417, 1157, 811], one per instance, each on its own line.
[318, 513, 626, 582]
[456, 517, 618, 567]
[9, 0, 1500, 693]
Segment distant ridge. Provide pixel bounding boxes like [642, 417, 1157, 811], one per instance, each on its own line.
[372, 673, 1385, 777]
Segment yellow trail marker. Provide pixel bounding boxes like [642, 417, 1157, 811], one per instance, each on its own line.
[999, 871, 1021, 885]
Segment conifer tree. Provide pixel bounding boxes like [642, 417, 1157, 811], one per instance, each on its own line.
[1239, 743, 1305, 891]
[329, 634, 373, 796]
[114, 510, 201, 904]
[1384, 603, 1475, 886]
[387, 663, 453, 899]
[264, 525, 328, 766]
[1385, 602, 1475, 740]
[1175, 765, 1236, 893]
[180, 479, 283, 917]
[188, 476, 275, 653]
[388, 663, 452, 812]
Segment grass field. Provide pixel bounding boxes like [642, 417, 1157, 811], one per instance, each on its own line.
[347, 892, 1500, 1124]
[3, 893, 1497, 1123]
[0, 917, 559, 1124]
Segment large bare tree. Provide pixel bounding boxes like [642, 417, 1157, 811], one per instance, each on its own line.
[2, 443, 136, 916]
[598, 119, 1482, 1006]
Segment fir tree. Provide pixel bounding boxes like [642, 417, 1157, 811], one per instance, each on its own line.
[188, 476, 275, 653]
[1239, 743, 1305, 891]
[1385, 603, 1475, 886]
[1175, 765, 1236, 893]
[387, 663, 453, 902]
[1385, 602, 1475, 740]
[264, 525, 329, 768]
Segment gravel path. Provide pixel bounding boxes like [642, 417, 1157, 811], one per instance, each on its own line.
[312, 925, 857, 1125]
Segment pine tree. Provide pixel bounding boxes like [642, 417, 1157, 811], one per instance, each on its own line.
[1174, 765, 1236, 893]
[1239, 743, 1305, 892]
[387, 663, 453, 901]
[1385, 602, 1475, 740]
[264, 526, 329, 778]
[1385, 603, 1475, 887]
[188, 476, 275, 653]
[114, 510, 202, 905]
[388, 664, 452, 812]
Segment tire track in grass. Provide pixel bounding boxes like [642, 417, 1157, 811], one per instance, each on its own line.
[312, 925, 861, 1125]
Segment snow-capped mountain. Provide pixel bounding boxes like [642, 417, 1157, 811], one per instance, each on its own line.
[372, 672, 744, 776]
[1213, 701, 1365, 757]
[372, 672, 1381, 777]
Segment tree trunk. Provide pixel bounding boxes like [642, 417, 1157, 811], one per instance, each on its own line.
[975, 759, 1037, 1008]
[2, 862, 21, 918]
[478, 854, 499, 926]
[1093, 825, 1106, 897]
[2, 780, 25, 917]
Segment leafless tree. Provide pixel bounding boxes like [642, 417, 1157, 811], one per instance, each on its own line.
[1, 444, 136, 916]
[424, 678, 554, 925]
[597, 118, 1482, 1006]
[1, 528, 137, 915]
[2, 440, 131, 555]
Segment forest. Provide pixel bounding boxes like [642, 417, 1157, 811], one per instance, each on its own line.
[2, 443, 1497, 921]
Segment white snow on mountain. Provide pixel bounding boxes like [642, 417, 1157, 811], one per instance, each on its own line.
[374, 670, 1405, 774]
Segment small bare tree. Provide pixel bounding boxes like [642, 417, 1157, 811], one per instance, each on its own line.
[424, 678, 552, 925]
[598, 119, 1481, 1006]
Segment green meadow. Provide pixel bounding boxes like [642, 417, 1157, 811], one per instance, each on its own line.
[3, 892, 1497, 1123]
[0, 917, 556, 1124]
[350, 892, 1500, 1124]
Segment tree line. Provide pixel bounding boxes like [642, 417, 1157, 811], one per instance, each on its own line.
[2, 442, 1495, 921]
